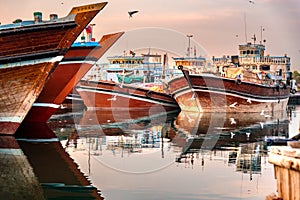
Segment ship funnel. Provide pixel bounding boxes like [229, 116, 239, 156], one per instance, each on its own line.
[50, 14, 58, 21]
[34, 12, 42, 23]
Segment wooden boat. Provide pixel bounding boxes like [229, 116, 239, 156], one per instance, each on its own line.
[76, 53, 180, 112]
[77, 80, 179, 111]
[23, 31, 124, 123]
[0, 2, 107, 135]
[168, 40, 292, 113]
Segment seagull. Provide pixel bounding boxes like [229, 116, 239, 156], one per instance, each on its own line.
[230, 117, 236, 125]
[229, 102, 238, 108]
[259, 122, 264, 129]
[246, 98, 252, 104]
[128, 10, 139, 18]
[231, 132, 235, 139]
[264, 114, 271, 118]
[246, 132, 251, 138]
[107, 95, 117, 101]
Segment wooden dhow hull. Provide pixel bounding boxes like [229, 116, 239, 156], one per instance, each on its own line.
[24, 32, 124, 123]
[76, 80, 180, 113]
[169, 70, 290, 113]
[0, 2, 107, 135]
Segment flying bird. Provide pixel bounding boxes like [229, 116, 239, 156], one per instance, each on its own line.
[249, 0, 255, 4]
[230, 118, 236, 125]
[229, 102, 238, 108]
[128, 10, 139, 18]
[107, 95, 117, 101]
[260, 122, 264, 129]
[246, 132, 251, 138]
[231, 132, 235, 139]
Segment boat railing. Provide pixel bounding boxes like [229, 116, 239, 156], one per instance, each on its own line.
[240, 56, 290, 65]
[213, 56, 290, 66]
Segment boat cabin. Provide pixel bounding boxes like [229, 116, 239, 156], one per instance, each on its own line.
[213, 41, 291, 83]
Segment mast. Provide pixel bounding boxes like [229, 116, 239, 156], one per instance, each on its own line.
[244, 13, 248, 43]
[187, 35, 193, 57]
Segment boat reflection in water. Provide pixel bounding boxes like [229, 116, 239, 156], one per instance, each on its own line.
[66, 109, 180, 173]
[0, 136, 44, 199]
[14, 124, 104, 200]
[61, 108, 289, 199]
[75, 108, 180, 136]
[173, 110, 289, 177]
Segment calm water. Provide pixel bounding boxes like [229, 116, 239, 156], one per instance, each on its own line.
[1, 105, 300, 199]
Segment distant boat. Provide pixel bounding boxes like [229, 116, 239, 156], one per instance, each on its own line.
[76, 52, 180, 113]
[23, 31, 124, 123]
[168, 40, 292, 113]
[0, 2, 107, 135]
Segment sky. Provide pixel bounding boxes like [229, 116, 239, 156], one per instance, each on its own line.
[1, 0, 300, 70]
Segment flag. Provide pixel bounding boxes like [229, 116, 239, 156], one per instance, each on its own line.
[85, 25, 92, 34]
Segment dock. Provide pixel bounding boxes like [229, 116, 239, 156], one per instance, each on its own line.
[268, 144, 300, 200]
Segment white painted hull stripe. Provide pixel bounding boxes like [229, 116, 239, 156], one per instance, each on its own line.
[174, 87, 289, 103]
[16, 138, 59, 143]
[0, 149, 23, 156]
[59, 60, 95, 65]
[32, 103, 60, 108]
[77, 87, 178, 107]
[0, 56, 64, 69]
[0, 117, 22, 123]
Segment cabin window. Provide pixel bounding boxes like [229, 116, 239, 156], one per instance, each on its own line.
[261, 65, 270, 71]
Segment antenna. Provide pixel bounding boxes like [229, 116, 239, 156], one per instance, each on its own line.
[260, 26, 265, 44]
[244, 13, 248, 43]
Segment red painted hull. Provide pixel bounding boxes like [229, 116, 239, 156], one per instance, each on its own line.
[76, 80, 180, 112]
[24, 32, 124, 123]
[169, 71, 290, 113]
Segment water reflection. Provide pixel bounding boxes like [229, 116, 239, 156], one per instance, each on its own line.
[62, 108, 290, 199]
[2, 107, 295, 199]
[14, 123, 104, 200]
[0, 136, 44, 200]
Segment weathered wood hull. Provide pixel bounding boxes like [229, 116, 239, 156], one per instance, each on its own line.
[24, 32, 124, 123]
[76, 80, 180, 113]
[0, 2, 108, 135]
[0, 60, 60, 135]
[169, 72, 290, 113]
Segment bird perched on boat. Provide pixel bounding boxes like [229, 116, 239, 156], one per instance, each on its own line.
[128, 10, 139, 18]
[246, 98, 252, 104]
